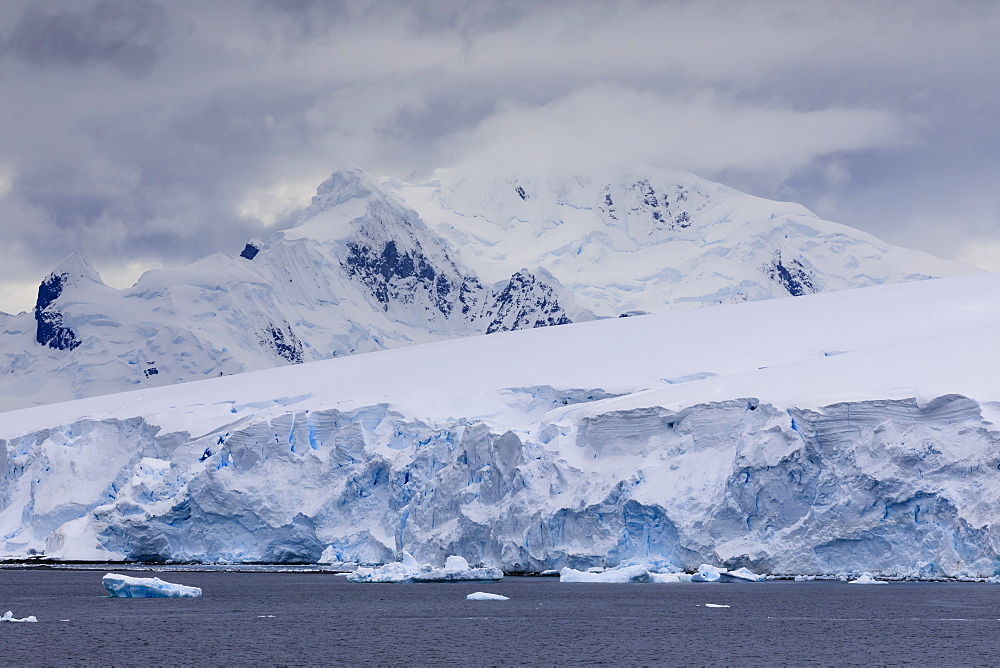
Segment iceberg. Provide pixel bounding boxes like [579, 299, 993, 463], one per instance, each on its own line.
[719, 567, 766, 583]
[560, 563, 698, 583]
[1, 611, 37, 623]
[411, 555, 504, 583]
[348, 554, 503, 583]
[691, 564, 724, 582]
[347, 551, 423, 583]
[559, 565, 651, 583]
[102, 573, 202, 598]
[466, 592, 509, 601]
[649, 571, 693, 583]
[848, 573, 888, 585]
[704, 603, 730, 608]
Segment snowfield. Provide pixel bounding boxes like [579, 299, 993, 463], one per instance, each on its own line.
[2, 273, 1000, 578]
[0, 165, 975, 411]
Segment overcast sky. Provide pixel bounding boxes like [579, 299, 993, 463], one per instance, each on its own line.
[1, 0, 999, 313]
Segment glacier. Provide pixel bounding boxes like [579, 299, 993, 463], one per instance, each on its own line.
[3, 274, 1000, 578]
[0, 165, 976, 412]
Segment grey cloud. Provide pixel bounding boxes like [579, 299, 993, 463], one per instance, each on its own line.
[2, 0, 1000, 314]
[3, 0, 168, 77]
[255, 0, 538, 38]
[399, 0, 538, 36]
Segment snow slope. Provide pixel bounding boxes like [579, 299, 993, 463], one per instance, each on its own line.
[385, 166, 972, 313]
[2, 273, 1000, 577]
[0, 166, 975, 412]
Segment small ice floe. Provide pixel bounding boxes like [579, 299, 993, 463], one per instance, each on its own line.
[560, 562, 693, 583]
[719, 567, 766, 583]
[691, 564, 765, 583]
[691, 564, 724, 582]
[103, 573, 202, 598]
[466, 592, 509, 601]
[559, 565, 651, 583]
[1, 611, 37, 623]
[704, 603, 730, 608]
[848, 573, 888, 585]
[794, 575, 817, 581]
[412, 556, 503, 583]
[348, 553, 502, 583]
[539, 569, 560, 577]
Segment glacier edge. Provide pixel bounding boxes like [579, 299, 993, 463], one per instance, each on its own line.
[3, 393, 999, 578]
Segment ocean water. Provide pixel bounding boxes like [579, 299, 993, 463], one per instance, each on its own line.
[2, 569, 999, 665]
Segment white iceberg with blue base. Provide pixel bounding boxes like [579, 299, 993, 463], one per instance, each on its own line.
[103, 573, 202, 598]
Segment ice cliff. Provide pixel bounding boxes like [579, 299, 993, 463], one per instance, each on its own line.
[3, 274, 1000, 578]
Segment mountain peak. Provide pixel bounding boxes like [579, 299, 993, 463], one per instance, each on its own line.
[49, 251, 105, 287]
[307, 166, 382, 214]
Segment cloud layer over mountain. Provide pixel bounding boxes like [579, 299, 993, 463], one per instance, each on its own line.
[1, 0, 998, 312]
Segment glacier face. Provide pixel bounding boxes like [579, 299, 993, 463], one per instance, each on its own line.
[4, 393, 1000, 577]
[0, 165, 976, 411]
[3, 274, 1000, 577]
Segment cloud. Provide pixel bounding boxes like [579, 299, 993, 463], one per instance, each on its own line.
[2, 0, 169, 77]
[438, 85, 909, 184]
[1, 0, 1000, 313]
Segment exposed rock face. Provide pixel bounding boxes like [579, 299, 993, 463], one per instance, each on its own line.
[34, 272, 81, 351]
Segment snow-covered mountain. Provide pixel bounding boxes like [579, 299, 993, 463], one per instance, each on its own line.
[0, 166, 975, 411]
[2, 273, 1000, 577]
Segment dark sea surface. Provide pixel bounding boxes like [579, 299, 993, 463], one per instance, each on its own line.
[2, 569, 999, 666]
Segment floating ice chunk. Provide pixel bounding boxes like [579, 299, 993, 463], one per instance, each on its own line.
[466, 592, 509, 601]
[412, 555, 503, 583]
[348, 553, 502, 583]
[794, 575, 816, 581]
[719, 567, 765, 583]
[704, 603, 730, 608]
[691, 564, 724, 582]
[848, 573, 888, 585]
[347, 550, 424, 582]
[102, 573, 202, 598]
[1, 611, 37, 622]
[559, 565, 651, 583]
[445, 555, 470, 570]
[539, 569, 560, 576]
[347, 562, 417, 583]
[649, 571, 693, 583]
